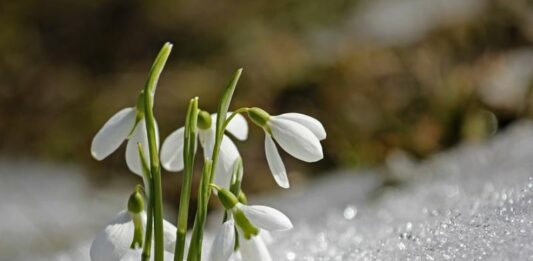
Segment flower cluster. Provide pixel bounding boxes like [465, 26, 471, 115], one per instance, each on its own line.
[88, 43, 326, 261]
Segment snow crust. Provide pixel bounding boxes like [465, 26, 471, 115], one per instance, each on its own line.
[264, 122, 533, 260]
[2, 121, 533, 260]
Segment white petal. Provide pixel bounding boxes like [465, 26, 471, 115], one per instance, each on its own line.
[213, 135, 241, 189]
[126, 120, 160, 176]
[225, 113, 249, 141]
[265, 135, 289, 189]
[90, 210, 143, 261]
[120, 249, 175, 261]
[238, 203, 293, 231]
[163, 219, 178, 253]
[91, 210, 176, 261]
[239, 236, 272, 261]
[91, 108, 136, 160]
[209, 220, 236, 261]
[199, 128, 216, 159]
[126, 121, 148, 176]
[258, 230, 273, 245]
[276, 113, 326, 140]
[160, 127, 185, 172]
[210, 113, 249, 141]
[269, 118, 323, 162]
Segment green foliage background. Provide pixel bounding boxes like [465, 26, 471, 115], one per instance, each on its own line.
[1, 0, 533, 194]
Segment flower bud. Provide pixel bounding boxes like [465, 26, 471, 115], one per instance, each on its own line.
[247, 107, 270, 128]
[197, 110, 212, 130]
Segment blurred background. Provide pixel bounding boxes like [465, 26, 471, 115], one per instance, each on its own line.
[2, 0, 533, 259]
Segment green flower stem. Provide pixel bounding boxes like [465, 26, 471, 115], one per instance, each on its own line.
[187, 159, 212, 261]
[174, 97, 199, 261]
[138, 144, 153, 261]
[143, 42, 172, 261]
[187, 68, 243, 261]
[223, 107, 250, 130]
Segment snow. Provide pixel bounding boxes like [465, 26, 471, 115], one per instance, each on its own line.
[2, 121, 533, 260]
[262, 121, 533, 260]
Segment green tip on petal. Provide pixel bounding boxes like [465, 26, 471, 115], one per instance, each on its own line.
[233, 208, 259, 239]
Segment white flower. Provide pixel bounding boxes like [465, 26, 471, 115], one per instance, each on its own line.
[209, 201, 292, 261]
[91, 107, 159, 176]
[160, 113, 248, 188]
[209, 220, 280, 261]
[248, 108, 326, 188]
[90, 210, 176, 261]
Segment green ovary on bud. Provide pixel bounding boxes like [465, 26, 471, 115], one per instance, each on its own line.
[197, 110, 212, 130]
[233, 208, 259, 239]
[128, 185, 145, 214]
[247, 107, 270, 128]
[217, 188, 239, 210]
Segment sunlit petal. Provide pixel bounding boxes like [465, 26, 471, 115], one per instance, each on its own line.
[213, 135, 241, 188]
[199, 128, 216, 159]
[90, 210, 146, 261]
[209, 219, 236, 261]
[225, 113, 249, 141]
[237, 203, 293, 231]
[269, 118, 323, 162]
[276, 113, 326, 140]
[90, 210, 175, 261]
[163, 219, 177, 253]
[239, 236, 272, 261]
[160, 127, 185, 172]
[91, 108, 136, 160]
[126, 120, 159, 176]
[265, 135, 289, 188]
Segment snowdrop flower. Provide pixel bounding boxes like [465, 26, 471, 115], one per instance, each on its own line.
[91, 93, 159, 176]
[90, 189, 176, 261]
[90, 211, 176, 261]
[209, 187, 292, 261]
[209, 219, 274, 261]
[161, 111, 248, 188]
[247, 108, 326, 188]
[217, 186, 292, 235]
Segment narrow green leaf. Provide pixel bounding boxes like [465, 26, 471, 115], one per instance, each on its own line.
[143, 42, 172, 261]
[174, 97, 199, 261]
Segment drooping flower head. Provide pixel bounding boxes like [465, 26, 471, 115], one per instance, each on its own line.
[160, 111, 248, 188]
[247, 108, 326, 188]
[90, 188, 176, 261]
[208, 187, 293, 261]
[91, 92, 159, 176]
